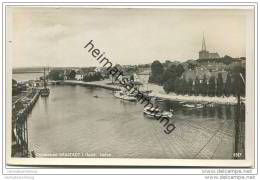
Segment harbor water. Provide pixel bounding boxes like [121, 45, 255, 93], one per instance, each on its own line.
[27, 84, 237, 159]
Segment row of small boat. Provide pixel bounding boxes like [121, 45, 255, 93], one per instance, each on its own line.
[112, 90, 174, 119]
[111, 91, 215, 119]
[179, 101, 215, 109]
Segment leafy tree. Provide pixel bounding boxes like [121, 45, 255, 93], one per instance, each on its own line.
[194, 76, 200, 96]
[208, 76, 216, 96]
[162, 64, 185, 93]
[163, 79, 174, 94]
[69, 70, 76, 80]
[83, 72, 103, 82]
[151, 60, 164, 75]
[48, 70, 64, 80]
[164, 60, 172, 68]
[187, 62, 197, 70]
[12, 79, 19, 95]
[149, 60, 164, 85]
[174, 78, 182, 94]
[201, 74, 208, 96]
[180, 77, 188, 95]
[175, 64, 185, 77]
[222, 55, 234, 65]
[187, 78, 193, 95]
[161, 64, 177, 83]
[231, 64, 245, 97]
[216, 73, 224, 97]
[224, 72, 232, 97]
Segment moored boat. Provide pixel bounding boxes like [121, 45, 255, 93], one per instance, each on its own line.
[183, 103, 204, 109]
[40, 88, 50, 97]
[155, 97, 164, 102]
[125, 91, 136, 97]
[183, 104, 196, 108]
[196, 104, 204, 109]
[113, 91, 137, 102]
[40, 67, 50, 97]
[143, 107, 173, 119]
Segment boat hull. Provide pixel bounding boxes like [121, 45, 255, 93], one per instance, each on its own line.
[40, 88, 50, 97]
[143, 108, 173, 119]
[113, 92, 137, 102]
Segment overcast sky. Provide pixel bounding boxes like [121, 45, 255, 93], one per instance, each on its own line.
[9, 7, 251, 67]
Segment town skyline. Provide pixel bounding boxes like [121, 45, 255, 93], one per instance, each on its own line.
[10, 8, 249, 68]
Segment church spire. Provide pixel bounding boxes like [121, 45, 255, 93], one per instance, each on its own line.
[202, 32, 207, 51]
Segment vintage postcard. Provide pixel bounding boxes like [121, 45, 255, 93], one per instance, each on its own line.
[5, 5, 255, 167]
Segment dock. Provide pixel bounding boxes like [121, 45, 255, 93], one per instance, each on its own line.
[12, 88, 40, 157]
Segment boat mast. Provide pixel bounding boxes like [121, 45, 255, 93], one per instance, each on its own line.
[47, 66, 49, 81]
[43, 67, 46, 88]
[147, 74, 149, 91]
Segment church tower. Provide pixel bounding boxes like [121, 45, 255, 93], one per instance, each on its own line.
[199, 33, 210, 59]
[201, 32, 207, 51]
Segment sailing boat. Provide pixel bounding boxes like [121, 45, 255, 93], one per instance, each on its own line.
[40, 67, 50, 97]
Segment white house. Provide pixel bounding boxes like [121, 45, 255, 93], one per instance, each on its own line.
[75, 70, 84, 81]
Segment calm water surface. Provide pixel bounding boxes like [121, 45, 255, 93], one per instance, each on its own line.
[27, 85, 237, 159]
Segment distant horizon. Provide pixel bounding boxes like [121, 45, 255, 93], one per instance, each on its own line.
[12, 54, 246, 69]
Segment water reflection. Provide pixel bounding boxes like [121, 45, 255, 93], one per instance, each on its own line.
[225, 105, 232, 120]
[217, 105, 223, 119]
[42, 97, 49, 115]
[208, 107, 215, 117]
[202, 107, 208, 117]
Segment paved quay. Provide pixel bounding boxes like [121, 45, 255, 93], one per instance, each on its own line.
[63, 80, 120, 91]
[63, 80, 240, 104]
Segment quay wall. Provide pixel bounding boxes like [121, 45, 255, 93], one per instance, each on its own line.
[13, 89, 40, 116]
[12, 89, 40, 157]
[62, 80, 239, 105]
[63, 80, 120, 91]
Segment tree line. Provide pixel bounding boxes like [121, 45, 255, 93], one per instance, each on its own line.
[48, 69, 104, 82]
[83, 72, 103, 82]
[149, 60, 245, 97]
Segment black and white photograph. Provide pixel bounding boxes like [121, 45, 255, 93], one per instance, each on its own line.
[4, 3, 256, 168]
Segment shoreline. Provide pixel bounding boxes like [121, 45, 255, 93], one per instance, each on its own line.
[147, 84, 242, 105]
[150, 92, 239, 105]
[62, 80, 241, 105]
